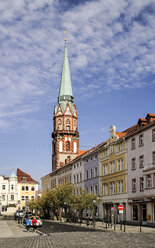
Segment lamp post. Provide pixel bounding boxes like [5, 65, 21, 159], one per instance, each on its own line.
[25, 198, 29, 214]
[51, 202, 53, 219]
[93, 199, 96, 228]
[17, 200, 20, 224]
[0, 195, 2, 216]
[64, 201, 66, 219]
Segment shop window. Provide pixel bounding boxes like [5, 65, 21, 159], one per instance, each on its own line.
[133, 205, 138, 221]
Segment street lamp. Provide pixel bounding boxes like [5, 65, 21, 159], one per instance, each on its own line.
[18, 200, 20, 212]
[64, 201, 66, 218]
[25, 198, 29, 214]
[93, 199, 96, 228]
[0, 195, 2, 216]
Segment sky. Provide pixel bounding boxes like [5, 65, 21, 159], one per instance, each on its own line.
[0, 0, 155, 185]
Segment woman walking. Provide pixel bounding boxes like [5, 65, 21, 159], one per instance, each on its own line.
[32, 217, 37, 232]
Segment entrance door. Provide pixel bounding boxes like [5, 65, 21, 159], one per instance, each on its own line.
[142, 204, 147, 223]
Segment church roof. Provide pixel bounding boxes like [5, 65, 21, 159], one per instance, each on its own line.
[58, 39, 73, 102]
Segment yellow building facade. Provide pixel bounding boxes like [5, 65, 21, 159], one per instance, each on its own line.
[17, 168, 39, 210]
[99, 126, 128, 221]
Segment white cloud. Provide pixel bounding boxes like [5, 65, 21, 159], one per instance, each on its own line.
[0, 0, 154, 131]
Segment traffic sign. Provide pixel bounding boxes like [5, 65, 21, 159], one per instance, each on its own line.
[118, 205, 123, 213]
[118, 205, 123, 210]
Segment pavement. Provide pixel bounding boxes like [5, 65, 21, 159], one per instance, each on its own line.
[0, 220, 39, 238]
[0, 220, 155, 248]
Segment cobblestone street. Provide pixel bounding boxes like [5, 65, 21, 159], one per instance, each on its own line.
[0, 230, 155, 248]
[0, 220, 155, 248]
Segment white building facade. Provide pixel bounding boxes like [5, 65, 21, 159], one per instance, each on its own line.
[127, 114, 155, 226]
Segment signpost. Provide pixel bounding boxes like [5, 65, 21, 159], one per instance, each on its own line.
[118, 205, 124, 230]
[118, 205, 123, 213]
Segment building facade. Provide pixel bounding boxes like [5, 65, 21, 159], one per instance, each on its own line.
[126, 113, 155, 225]
[99, 126, 128, 222]
[0, 171, 17, 214]
[17, 168, 39, 210]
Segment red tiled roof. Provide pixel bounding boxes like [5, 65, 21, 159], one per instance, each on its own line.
[77, 150, 87, 157]
[4, 177, 9, 180]
[17, 168, 39, 184]
[116, 132, 126, 138]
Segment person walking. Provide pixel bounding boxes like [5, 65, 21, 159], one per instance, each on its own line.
[25, 217, 31, 232]
[32, 217, 37, 232]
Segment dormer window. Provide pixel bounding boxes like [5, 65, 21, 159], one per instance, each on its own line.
[21, 177, 26, 182]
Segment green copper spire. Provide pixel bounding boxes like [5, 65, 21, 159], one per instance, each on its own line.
[58, 36, 73, 103]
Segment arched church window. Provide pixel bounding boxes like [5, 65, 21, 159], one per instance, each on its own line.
[58, 119, 62, 125]
[66, 119, 70, 131]
[66, 141, 70, 151]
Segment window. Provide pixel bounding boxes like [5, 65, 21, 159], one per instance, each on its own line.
[80, 173, 82, 182]
[103, 164, 108, 175]
[132, 179, 136, 192]
[31, 196, 34, 201]
[147, 175, 151, 188]
[77, 174, 79, 183]
[95, 154, 98, 159]
[21, 177, 26, 182]
[66, 141, 70, 151]
[139, 134, 144, 147]
[66, 126, 70, 131]
[11, 185, 14, 190]
[139, 155, 144, 168]
[21, 196, 24, 201]
[132, 158, 136, 170]
[90, 186, 93, 194]
[131, 138, 136, 150]
[11, 195, 14, 201]
[110, 145, 114, 154]
[2, 195, 5, 201]
[86, 170, 88, 179]
[103, 183, 108, 195]
[2, 185, 6, 190]
[22, 186, 25, 191]
[153, 152, 155, 165]
[25, 186, 29, 191]
[110, 182, 115, 195]
[152, 129, 155, 142]
[31, 186, 35, 191]
[94, 185, 98, 195]
[118, 143, 123, 152]
[103, 150, 107, 158]
[117, 180, 123, 193]
[74, 164, 76, 169]
[140, 177, 144, 191]
[90, 169, 93, 178]
[133, 205, 138, 221]
[94, 167, 97, 177]
[74, 175, 76, 183]
[117, 158, 123, 171]
[110, 161, 115, 173]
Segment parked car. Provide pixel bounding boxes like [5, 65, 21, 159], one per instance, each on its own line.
[30, 216, 42, 227]
[14, 210, 24, 220]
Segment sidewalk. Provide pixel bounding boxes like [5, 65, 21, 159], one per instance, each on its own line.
[0, 220, 39, 238]
[51, 219, 155, 234]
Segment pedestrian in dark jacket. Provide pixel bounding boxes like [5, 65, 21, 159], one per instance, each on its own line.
[26, 218, 31, 232]
[32, 217, 37, 232]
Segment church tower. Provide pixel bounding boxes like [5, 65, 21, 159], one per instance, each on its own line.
[52, 37, 79, 171]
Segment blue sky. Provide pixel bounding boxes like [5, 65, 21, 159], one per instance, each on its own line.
[0, 0, 155, 184]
